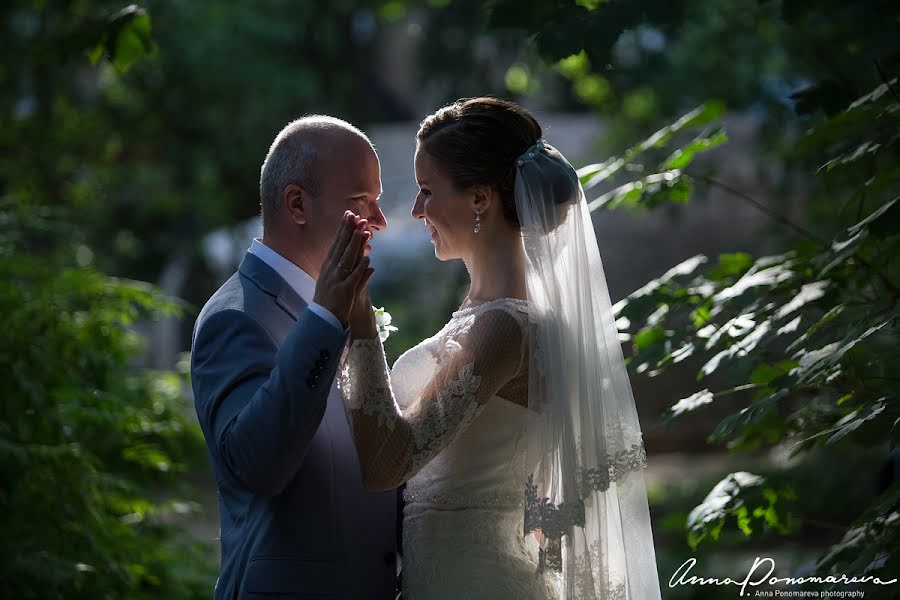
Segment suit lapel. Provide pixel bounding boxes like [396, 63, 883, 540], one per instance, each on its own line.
[238, 251, 308, 321]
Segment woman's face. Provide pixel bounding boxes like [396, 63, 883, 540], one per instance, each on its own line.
[411, 146, 476, 261]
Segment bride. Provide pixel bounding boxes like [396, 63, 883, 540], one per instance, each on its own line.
[337, 97, 662, 599]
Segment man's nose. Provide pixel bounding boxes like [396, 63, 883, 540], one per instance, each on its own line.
[368, 204, 388, 231]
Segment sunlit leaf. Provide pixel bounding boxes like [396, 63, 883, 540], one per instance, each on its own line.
[795, 398, 888, 448]
[661, 129, 728, 170]
[712, 389, 787, 440]
[820, 140, 882, 172]
[848, 196, 900, 239]
[666, 388, 714, 421]
[686, 471, 763, 550]
[89, 6, 158, 74]
[775, 281, 829, 319]
[792, 320, 891, 385]
[713, 263, 795, 302]
[580, 101, 725, 189]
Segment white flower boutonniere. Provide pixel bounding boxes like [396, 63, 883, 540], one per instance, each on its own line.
[373, 306, 398, 342]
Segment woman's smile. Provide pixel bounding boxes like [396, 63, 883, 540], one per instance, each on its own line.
[426, 221, 439, 243]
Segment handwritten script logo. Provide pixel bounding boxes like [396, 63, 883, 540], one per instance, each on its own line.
[670, 557, 896, 597]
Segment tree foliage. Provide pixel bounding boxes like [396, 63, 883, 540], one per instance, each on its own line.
[1, 0, 393, 290]
[489, 0, 900, 586]
[0, 205, 214, 598]
[1, 6, 213, 597]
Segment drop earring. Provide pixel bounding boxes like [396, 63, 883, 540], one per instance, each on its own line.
[474, 211, 481, 234]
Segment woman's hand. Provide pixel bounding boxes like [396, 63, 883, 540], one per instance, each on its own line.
[349, 274, 378, 340]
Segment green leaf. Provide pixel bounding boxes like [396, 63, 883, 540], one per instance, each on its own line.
[713, 261, 796, 303]
[556, 51, 590, 78]
[786, 305, 844, 354]
[634, 325, 665, 351]
[816, 480, 900, 577]
[668, 341, 696, 364]
[820, 140, 882, 172]
[111, 10, 156, 73]
[712, 389, 787, 441]
[847, 77, 899, 111]
[774, 281, 829, 320]
[666, 388, 714, 422]
[792, 320, 891, 385]
[749, 361, 797, 387]
[690, 303, 712, 328]
[686, 471, 763, 549]
[700, 316, 773, 377]
[736, 505, 753, 535]
[90, 6, 158, 74]
[580, 102, 725, 190]
[848, 196, 900, 239]
[661, 129, 728, 170]
[587, 170, 693, 211]
[378, 1, 407, 22]
[795, 398, 889, 448]
[707, 252, 754, 281]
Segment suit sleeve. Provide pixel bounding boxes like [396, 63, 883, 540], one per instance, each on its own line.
[191, 308, 348, 496]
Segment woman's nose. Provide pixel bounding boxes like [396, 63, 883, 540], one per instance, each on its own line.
[411, 194, 424, 219]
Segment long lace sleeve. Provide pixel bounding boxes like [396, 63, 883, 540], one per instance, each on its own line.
[337, 308, 526, 491]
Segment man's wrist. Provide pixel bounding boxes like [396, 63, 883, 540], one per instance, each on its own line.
[308, 302, 347, 333]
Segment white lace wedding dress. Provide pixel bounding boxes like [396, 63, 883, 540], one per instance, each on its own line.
[338, 297, 648, 598]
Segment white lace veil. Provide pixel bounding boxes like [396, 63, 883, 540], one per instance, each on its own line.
[516, 139, 662, 599]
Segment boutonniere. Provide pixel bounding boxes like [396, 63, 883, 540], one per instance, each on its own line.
[373, 306, 398, 342]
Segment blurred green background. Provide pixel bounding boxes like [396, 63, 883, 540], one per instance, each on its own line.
[2, 0, 899, 598]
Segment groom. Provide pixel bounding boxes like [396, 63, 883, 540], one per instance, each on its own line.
[191, 116, 397, 599]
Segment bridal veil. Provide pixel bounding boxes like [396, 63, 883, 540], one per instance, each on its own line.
[516, 139, 662, 600]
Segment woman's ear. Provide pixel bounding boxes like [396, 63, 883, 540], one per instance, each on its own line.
[283, 184, 308, 225]
[470, 184, 493, 214]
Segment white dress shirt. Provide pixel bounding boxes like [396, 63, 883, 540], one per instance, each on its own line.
[248, 238, 345, 333]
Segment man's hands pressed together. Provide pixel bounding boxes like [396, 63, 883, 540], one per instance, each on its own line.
[313, 211, 375, 327]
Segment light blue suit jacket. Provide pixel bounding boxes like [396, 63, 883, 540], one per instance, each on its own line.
[191, 251, 397, 599]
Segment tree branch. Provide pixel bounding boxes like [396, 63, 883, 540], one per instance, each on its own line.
[686, 173, 830, 247]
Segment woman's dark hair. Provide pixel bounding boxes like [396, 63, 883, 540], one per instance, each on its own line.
[416, 97, 542, 230]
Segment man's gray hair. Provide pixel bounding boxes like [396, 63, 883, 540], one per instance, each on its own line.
[259, 115, 371, 230]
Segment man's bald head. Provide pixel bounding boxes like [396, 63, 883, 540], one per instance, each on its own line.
[259, 115, 373, 230]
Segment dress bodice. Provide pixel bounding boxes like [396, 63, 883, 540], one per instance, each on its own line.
[338, 298, 560, 598]
[389, 299, 531, 509]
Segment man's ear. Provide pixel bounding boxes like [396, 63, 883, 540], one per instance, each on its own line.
[283, 184, 308, 225]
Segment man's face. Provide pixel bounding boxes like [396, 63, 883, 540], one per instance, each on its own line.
[307, 136, 387, 275]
